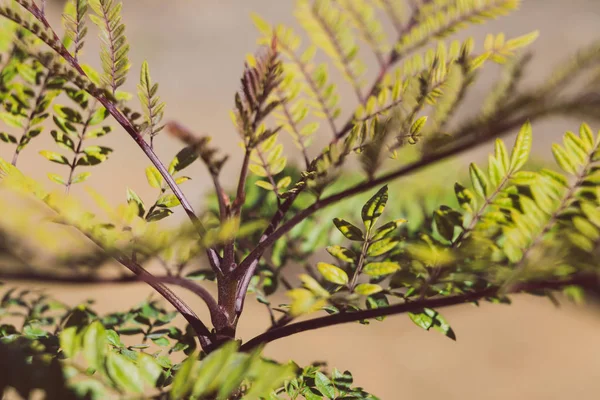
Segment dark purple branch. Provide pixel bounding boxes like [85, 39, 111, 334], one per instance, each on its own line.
[237, 113, 535, 274]
[240, 272, 600, 351]
[0, 271, 219, 320]
[116, 257, 214, 348]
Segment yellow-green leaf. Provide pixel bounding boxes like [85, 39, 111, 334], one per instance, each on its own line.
[354, 283, 383, 296]
[409, 116, 428, 137]
[145, 166, 162, 189]
[371, 219, 406, 241]
[509, 121, 532, 171]
[469, 163, 489, 198]
[333, 218, 364, 241]
[106, 352, 144, 393]
[156, 193, 180, 208]
[363, 261, 400, 276]
[367, 238, 398, 257]
[287, 288, 326, 317]
[552, 143, 577, 175]
[82, 321, 106, 371]
[40, 150, 69, 165]
[505, 30, 539, 51]
[361, 185, 388, 232]
[71, 172, 92, 184]
[255, 180, 275, 191]
[326, 245, 356, 263]
[47, 173, 66, 185]
[317, 262, 349, 285]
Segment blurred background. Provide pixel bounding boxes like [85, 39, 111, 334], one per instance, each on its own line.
[3, 1, 600, 398]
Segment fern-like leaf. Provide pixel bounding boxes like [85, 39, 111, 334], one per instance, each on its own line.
[88, 0, 130, 95]
[394, 0, 520, 59]
[62, 0, 88, 61]
[338, 0, 389, 67]
[231, 37, 283, 146]
[296, 0, 366, 103]
[137, 61, 165, 147]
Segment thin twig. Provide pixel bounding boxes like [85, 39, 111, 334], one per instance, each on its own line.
[9, 2, 204, 235]
[116, 256, 214, 348]
[65, 102, 97, 194]
[11, 71, 52, 166]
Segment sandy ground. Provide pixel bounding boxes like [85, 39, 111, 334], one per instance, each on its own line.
[3, 1, 600, 399]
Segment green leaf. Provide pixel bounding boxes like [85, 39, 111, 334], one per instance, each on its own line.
[72, 172, 92, 184]
[367, 238, 398, 257]
[371, 219, 406, 241]
[59, 326, 80, 359]
[136, 353, 162, 386]
[152, 337, 170, 346]
[509, 121, 532, 171]
[317, 262, 349, 285]
[326, 245, 356, 263]
[354, 283, 383, 296]
[126, 188, 145, 217]
[552, 143, 577, 175]
[106, 352, 144, 393]
[191, 341, 239, 398]
[89, 107, 109, 125]
[408, 308, 456, 340]
[361, 185, 388, 232]
[579, 123, 595, 150]
[314, 371, 335, 399]
[53, 105, 83, 123]
[434, 207, 462, 242]
[47, 173, 66, 185]
[170, 354, 197, 399]
[146, 208, 173, 222]
[156, 193, 180, 208]
[145, 166, 162, 189]
[51, 130, 75, 151]
[505, 30, 539, 51]
[363, 261, 400, 276]
[0, 112, 23, 128]
[409, 116, 428, 137]
[494, 138, 510, 173]
[0, 132, 17, 143]
[454, 182, 475, 212]
[366, 293, 389, 321]
[333, 218, 364, 241]
[175, 176, 191, 184]
[82, 321, 106, 371]
[168, 146, 198, 174]
[84, 126, 111, 139]
[255, 180, 274, 190]
[40, 150, 70, 165]
[469, 163, 489, 198]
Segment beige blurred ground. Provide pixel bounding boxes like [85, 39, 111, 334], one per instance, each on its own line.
[3, 1, 600, 399]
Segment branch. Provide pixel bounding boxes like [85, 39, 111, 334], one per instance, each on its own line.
[233, 148, 252, 214]
[237, 112, 535, 274]
[240, 272, 600, 351]
[116, 257, 214, 349]
[166, 121, 230, 222]
[1, 269, 223, 331]
[4, 2, 204, 235]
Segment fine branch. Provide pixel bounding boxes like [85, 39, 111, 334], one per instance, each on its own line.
[116, 257, 214, 349]
[240, 272, 600, 351]
[236, 111, 540, 274]
[0, 270, 221, 329]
